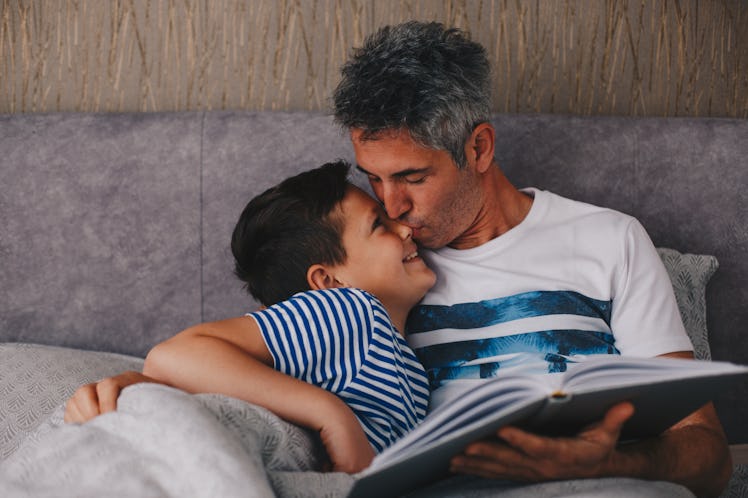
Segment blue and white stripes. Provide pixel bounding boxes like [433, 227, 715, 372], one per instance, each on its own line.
[252, 287, 429, 453]
[406, 290, 620, 389]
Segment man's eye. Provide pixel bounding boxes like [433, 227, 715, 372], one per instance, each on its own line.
[405, 176, 426, 184]
[368, 175, 381, 183]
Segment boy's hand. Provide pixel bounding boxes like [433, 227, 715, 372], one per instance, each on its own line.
[318, 402, 375, 473]
[64, 371, 157, 423]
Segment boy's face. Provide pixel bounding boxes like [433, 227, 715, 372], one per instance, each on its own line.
[333, 186, 436, 312]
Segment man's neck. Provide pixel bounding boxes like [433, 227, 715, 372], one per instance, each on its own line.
[448, 167, 533, 250]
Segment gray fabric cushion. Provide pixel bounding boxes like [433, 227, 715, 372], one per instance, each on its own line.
[722, 464, 748, 498]
[656, 248, 719, 361]
[0, 343, 143, 460]
[3, 112, 746, 441]
[0, 113, 204, 357]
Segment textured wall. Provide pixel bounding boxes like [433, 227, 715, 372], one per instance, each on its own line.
[1, 0, 746, 116]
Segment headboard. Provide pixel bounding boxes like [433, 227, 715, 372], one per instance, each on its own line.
[1, 111, 746, 442]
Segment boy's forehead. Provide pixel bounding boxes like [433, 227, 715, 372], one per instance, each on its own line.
[341, 184, 372, 208]
[340, 185, 377, 219]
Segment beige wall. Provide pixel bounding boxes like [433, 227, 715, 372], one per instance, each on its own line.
[2, 0, 746, 116]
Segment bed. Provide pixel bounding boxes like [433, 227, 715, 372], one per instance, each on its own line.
[1, 111, 746, 496]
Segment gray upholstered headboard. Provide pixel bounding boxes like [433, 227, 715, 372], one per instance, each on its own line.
[1, 111, 746, 442]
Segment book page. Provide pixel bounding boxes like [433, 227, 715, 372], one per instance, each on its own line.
[367, 375, 545, 470]
[561, 355, 747, 393]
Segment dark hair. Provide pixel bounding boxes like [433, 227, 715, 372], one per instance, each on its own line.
[332, 21, 491, 168]
[231, 160, 350, 306]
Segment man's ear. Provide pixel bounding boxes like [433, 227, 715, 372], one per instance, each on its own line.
[466, 123, 496, 173]
[307, 264, 345, 290]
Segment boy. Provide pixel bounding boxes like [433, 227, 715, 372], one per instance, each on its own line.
[65, 161, 435, 473]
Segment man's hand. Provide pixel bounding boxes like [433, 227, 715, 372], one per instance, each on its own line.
[450, 401, 634, 481]
[64, 371, 158, 424]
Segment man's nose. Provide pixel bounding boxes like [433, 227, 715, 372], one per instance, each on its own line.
[381, 183, 411, 220]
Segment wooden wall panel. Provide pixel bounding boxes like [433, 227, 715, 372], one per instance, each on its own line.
[1, 0, 746, 116]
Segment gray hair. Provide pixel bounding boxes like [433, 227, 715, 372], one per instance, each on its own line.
[332, 21, 492, 168]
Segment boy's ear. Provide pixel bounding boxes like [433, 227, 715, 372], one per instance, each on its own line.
[307, 264, 345, 290]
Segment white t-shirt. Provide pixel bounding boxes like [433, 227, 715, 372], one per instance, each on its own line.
[405, 189, 692, 408]
[250, 287, 429, 452]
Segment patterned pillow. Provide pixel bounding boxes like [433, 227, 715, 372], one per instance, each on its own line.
[656, 247, 719, 361]
[0, 343, 143, 460]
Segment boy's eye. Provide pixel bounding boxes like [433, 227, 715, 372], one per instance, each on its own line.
[372, 216, 383, 232]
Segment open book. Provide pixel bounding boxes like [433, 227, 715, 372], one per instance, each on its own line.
[347, 355, 748, 498]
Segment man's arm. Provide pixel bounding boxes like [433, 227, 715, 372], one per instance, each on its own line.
[450, 351, 733, 498]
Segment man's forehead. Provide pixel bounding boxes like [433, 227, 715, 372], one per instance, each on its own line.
[351, 131, 437, 172]
[350, 127, 405, 142]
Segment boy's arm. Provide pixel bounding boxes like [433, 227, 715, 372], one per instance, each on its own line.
[65, 317, 374, 473]
[143, 318, 374, 472]
[63, 315, 272, 423]
[64, 370, 159, 423]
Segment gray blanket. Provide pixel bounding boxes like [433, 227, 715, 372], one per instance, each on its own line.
[0, 383, 354, 497]
[0, 383, 696, 498]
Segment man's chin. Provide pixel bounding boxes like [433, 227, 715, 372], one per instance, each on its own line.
[413, 232, 449, 250]
[411, 225, 452, 249]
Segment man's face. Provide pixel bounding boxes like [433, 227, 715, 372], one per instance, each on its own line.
[351, 128, 483, 250]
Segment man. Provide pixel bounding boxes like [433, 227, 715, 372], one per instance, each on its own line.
[332, 21, 731, 497]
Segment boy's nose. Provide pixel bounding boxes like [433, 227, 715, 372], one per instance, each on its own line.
[383, 217, 412, 240]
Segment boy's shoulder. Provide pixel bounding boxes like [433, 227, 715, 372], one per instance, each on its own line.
[291, 286, 374, 301]
[283, 287, 385, 315]
[250, 288, 391, 331]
